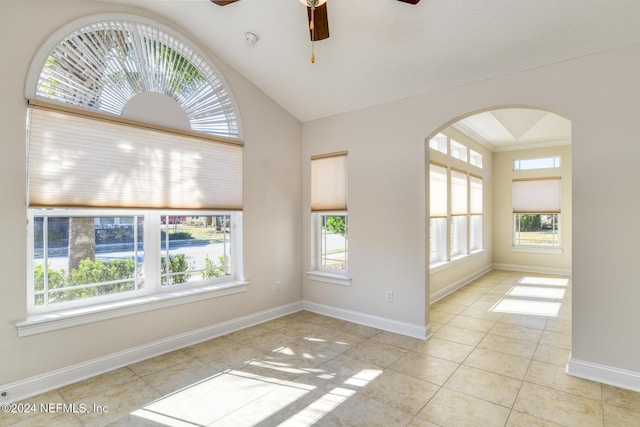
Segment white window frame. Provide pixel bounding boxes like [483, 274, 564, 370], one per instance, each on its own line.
[512, 213, 562, 254]
[20, 209, 245, 336]
[513, 156, 561, 171]
[450, 139, 468, 162]
[307, 212, 351, 286]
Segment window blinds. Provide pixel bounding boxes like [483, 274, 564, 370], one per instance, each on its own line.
[451, 169, 468, 216]
[512, 177, 561, 213]
[311, 151, 347, 211]
[429, 163, 448, 217]
[27, 103, 243, 210]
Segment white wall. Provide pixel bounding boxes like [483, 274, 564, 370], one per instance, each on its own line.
[0, 0, 302, 387]
[302, 44, 640, 381]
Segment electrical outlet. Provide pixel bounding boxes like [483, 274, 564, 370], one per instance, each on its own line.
[275, 281, 281, 292]
[385, 290, 393, 303]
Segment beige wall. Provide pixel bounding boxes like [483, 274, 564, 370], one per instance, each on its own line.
[302, 44, 640, 376]
[493, 144, 572, 273]
[0, 0, 303, 385]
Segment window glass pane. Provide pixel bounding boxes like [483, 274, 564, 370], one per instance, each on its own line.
[450, 140, 468, 162]
[514, 214, 559, 247]
[430, 218, 447, 264]
[513, 156, 561, 171]
[161, 215, 232, 286]
[320, 215, 348, 271]
[470, 149, 483, 168]
[33, 215, 144, 306]
[429, 133, 448, 154]
[451, 216, 468, 257]
[470, 215, 483, 251]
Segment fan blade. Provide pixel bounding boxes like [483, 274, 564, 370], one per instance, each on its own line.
[307, 3, 329, 41]
[397, 0, 421, 4]
[210, 0, 239, 5]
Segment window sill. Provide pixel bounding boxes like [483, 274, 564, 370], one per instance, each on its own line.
[16, 280, 249, 337]
[511, 246, 564, 255]
[430, 249, 486, 274]
[306, 271, 352, 287]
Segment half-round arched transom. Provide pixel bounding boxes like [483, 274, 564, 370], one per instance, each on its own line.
[34, 19, 240, 139]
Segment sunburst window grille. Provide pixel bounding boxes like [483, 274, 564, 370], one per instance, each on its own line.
[35, 20, 240, 139]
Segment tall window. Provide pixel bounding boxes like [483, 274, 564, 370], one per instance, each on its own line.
[26, 17, 243, 314]
[429, 163, 448, 263]
[429, 134, 485, 268]
[310, 152, 348, 279]
[512, 178, 561, 249]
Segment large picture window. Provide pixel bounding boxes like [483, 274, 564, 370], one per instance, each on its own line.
[24, 16, 244, 320]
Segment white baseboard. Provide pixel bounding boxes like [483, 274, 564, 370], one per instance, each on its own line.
[303, 300, 429, 340]
[429, 265, 493, 304]
[0, 302, 303, 404]
[567, 357, 640, 392]
[492, 263, 571, 276]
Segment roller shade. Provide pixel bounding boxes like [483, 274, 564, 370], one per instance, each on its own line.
[470, 175, 483, 215]
[512, 177, 561, 213]
[28, 103, 243, 210]
[311, 151, 347, 211]
[451, 169, 468, 216]
[430, 163, 447, 217]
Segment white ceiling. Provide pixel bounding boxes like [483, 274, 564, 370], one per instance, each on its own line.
[98, 0, 640, 124]
[453, 109, 572, 151]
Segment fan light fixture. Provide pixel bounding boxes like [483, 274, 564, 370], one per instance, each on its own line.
[299, 0, 327, 63]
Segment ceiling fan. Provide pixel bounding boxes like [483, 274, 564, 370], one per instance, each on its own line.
[210, 0, 421, 62]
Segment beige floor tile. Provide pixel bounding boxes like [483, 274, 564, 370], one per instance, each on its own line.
[533, 344, 571, 367]
[433, 324, 487, 346]
[545, 318, 572, 334]
[478, 333, 538, 359]
[525, 360, 602, 401]
[388, 351, 459, 385]
[344, 340, 409, 368]
[57, 367, 137, 402]
[0, 390, 81, 427]
[506, 410, 564, 426]
[464, 347, 531, 380]
[603, 402, 640, 426]
[602, 383, 640, 412]
[314, 393, 414, 427]
[318, 354, 385, 382]
[413, 336, 475, 363]
[361, 370, 439, 415]
[128, 349, 192, 377]
[339, 322, 382, 339]
[499, 313, 549, 330]
[445, 365, 522, 407]
[142, 358, 216, 395]
[431, 301, 468, 315]
[370, 331, 422, 350]
[429, 309, 456, 324]
[226, 324, 273, 344]
[460, 306, 505, 322]
[407, 417, 442, 427]
[74, 377, 161, 426]
[448, 315, 496, 333]
[539, 330, 571, 350]
[490, 322, 543, 343]
[418, 387, 511, 427]
[514, 382, 603, 427]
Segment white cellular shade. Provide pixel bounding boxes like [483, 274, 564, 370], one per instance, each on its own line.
[451, 169, 468, 215]
[28, 105, 243, 210]
[470, 175, 483, 214]
[430, 163, 448, 217]
[311, 152, 347, 211]
[512, 178, 561, 213]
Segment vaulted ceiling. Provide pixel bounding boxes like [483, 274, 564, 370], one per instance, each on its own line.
[98, 0, 640, 125]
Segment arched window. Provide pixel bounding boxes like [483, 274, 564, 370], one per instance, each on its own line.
[21, 16, 246, 330]
[28, 16, 240, 139]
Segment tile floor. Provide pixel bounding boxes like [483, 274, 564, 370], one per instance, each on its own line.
[3, 269, 640, 426]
